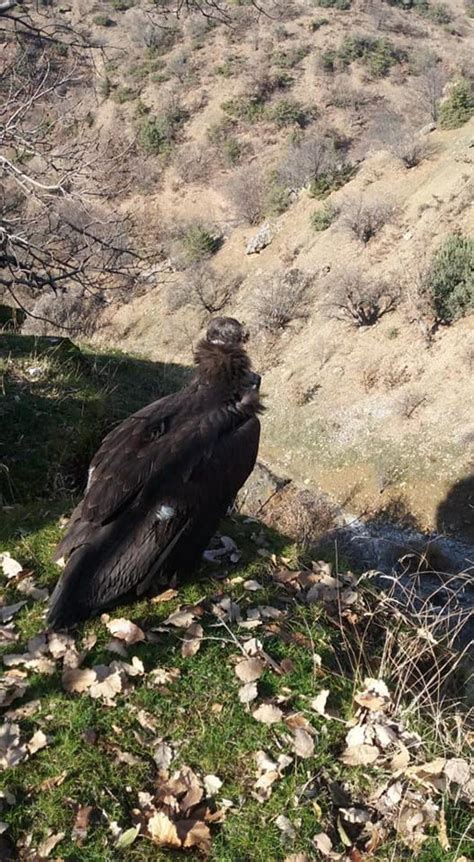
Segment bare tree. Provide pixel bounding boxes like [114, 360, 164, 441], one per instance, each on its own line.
[227, 164, 267, 225]
[327, 267, 400, 326]
[416, 54, 448, 123]
[277, 131, 341, 190]
[339, 195, 396, 243]
[168, 264, 240, 313]
[252, 269, 311, 331]
[0, 20, 142, 329]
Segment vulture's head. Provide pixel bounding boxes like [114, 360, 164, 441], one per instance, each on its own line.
[195, 316, 262, 409]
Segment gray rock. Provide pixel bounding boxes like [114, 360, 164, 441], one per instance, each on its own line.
[238, 461, 290, 516]
[245, 222, 274, 255]
[420, 122, 436, 135]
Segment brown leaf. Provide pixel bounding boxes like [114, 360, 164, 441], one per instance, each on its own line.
[151, 588, 179, 604]
[292, 728, 314, 759]
[148, 811, 181, 848]
[313, 832, 334, 856]
[106, 618, 145, 645]
[310, 689, 330, 717]
[27, 730, 48, 755]
[165, 609, 197, 628]
[178, 818, 211, 855]
[89, 666, 123, 703]
[238, 682, 258, 704]
[235, 658, 265, 683]
[0, 553, 23, 579]
[252, 703, 283, 725]
[354, 678, 391, 712]
[37, 831, 65, 857]
[340, 744, 380, 766]
[182, 623, 204, 658]
[71, 805, 94, 845]
[62, 667, 96, 694]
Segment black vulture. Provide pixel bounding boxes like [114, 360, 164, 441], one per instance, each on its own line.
[47, 317, 262, 630]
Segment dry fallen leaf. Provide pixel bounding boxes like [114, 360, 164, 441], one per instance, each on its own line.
[148, 811, 181, 848]
[181, 623, 204, 658]
[354, 678, 391, 712]
[0, 553, 23, 579]
[27, 730, 48, 755]
[37, 831, 65, 858]
[252, 703, 283, 725]
[293, 727, 314, 759]
[234, 658, 265, 684]
[238, 682, 258, 704]
[71, 805, 94, 845]
[106, 617, 145, 645]
[153, 740, 174, 773]
[313, 832, 334, 856]
[165, 609, 197, 628]
[310, 689, 330, 717]
[203, 775, 223, 797]
[152, 588, 179, 604]
[62, 667, 97, 694]
[115, 825, 140, 849]
[276, 814, 296, 841]
[148, 667, 180, 687]
[340, 744, 380, 766]
[89, 666, 123, 703]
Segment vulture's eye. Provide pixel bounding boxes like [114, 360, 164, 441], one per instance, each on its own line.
[249, 372, 261, 390]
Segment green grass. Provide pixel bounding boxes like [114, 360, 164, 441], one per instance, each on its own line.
[0, 335, 471, 861]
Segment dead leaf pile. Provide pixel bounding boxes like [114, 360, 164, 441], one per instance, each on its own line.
[131, 765, 226, 856]
[0, 722, 48, 770]
[203, 534, 240, 565]
[62, 657, 144, 704]
[340, 678, 421, 769]
[253, 750, 293, 802]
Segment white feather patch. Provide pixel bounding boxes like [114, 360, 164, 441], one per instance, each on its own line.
[155, 504, 176, 522]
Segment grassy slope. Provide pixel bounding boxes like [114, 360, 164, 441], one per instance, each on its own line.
[0, 335, 471, 861]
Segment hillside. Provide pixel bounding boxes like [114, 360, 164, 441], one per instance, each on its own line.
[1, 0, 473, 531]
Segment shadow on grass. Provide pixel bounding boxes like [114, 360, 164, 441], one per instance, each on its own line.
[0, 333, 191, 506]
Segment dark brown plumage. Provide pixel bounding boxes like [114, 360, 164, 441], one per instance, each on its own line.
[47, 318, 262, 630]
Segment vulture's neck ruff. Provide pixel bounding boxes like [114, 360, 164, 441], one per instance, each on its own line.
[194, 339, 262, 413]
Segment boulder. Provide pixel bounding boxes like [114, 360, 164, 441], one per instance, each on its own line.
[245, 222, 274, 255]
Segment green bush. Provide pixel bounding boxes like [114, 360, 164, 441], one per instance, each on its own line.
[310, 203, 337, 230]
[182, 225, 219, 262]
[314, 0, 350, 8]
[320, 49, 337, 72]
[308, 163, 356, 199]
[337, 35, 401, 77]
[93, 14, 115, 26]
[267, 98, 310, 128]
[272, 45, 310, 68]
[111, 0, 135, 9]
[265, 178, 291, 215]
[113, 85, 136, 104]
[310, 16, 330, 29]
[223, 136, 242, 165]
[424, 235, 474, 322]
[438, 79, 473, 129]
[222, 96, 265, 123]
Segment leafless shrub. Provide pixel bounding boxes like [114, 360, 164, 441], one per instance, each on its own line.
[277, 130, 342, 190]
[384, 364, 412, 390]
[376, 114, 434, 167]
[24, 288, 106, 336]
[328, 267, 400, 326]
[328, 79, 377, 112]
[168, 264, 241, 314]
[252, 269, 311, 332]
[339, 195, 396, 243]
[226, 164, 266, 225]
[361, 363, 380, 392]
[415, 52, 449, 122]
[398, 390, 428, 419]
[167, 52, 194, 83]
[173, 144, 214, 183]
[403, 259, 438, 344]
